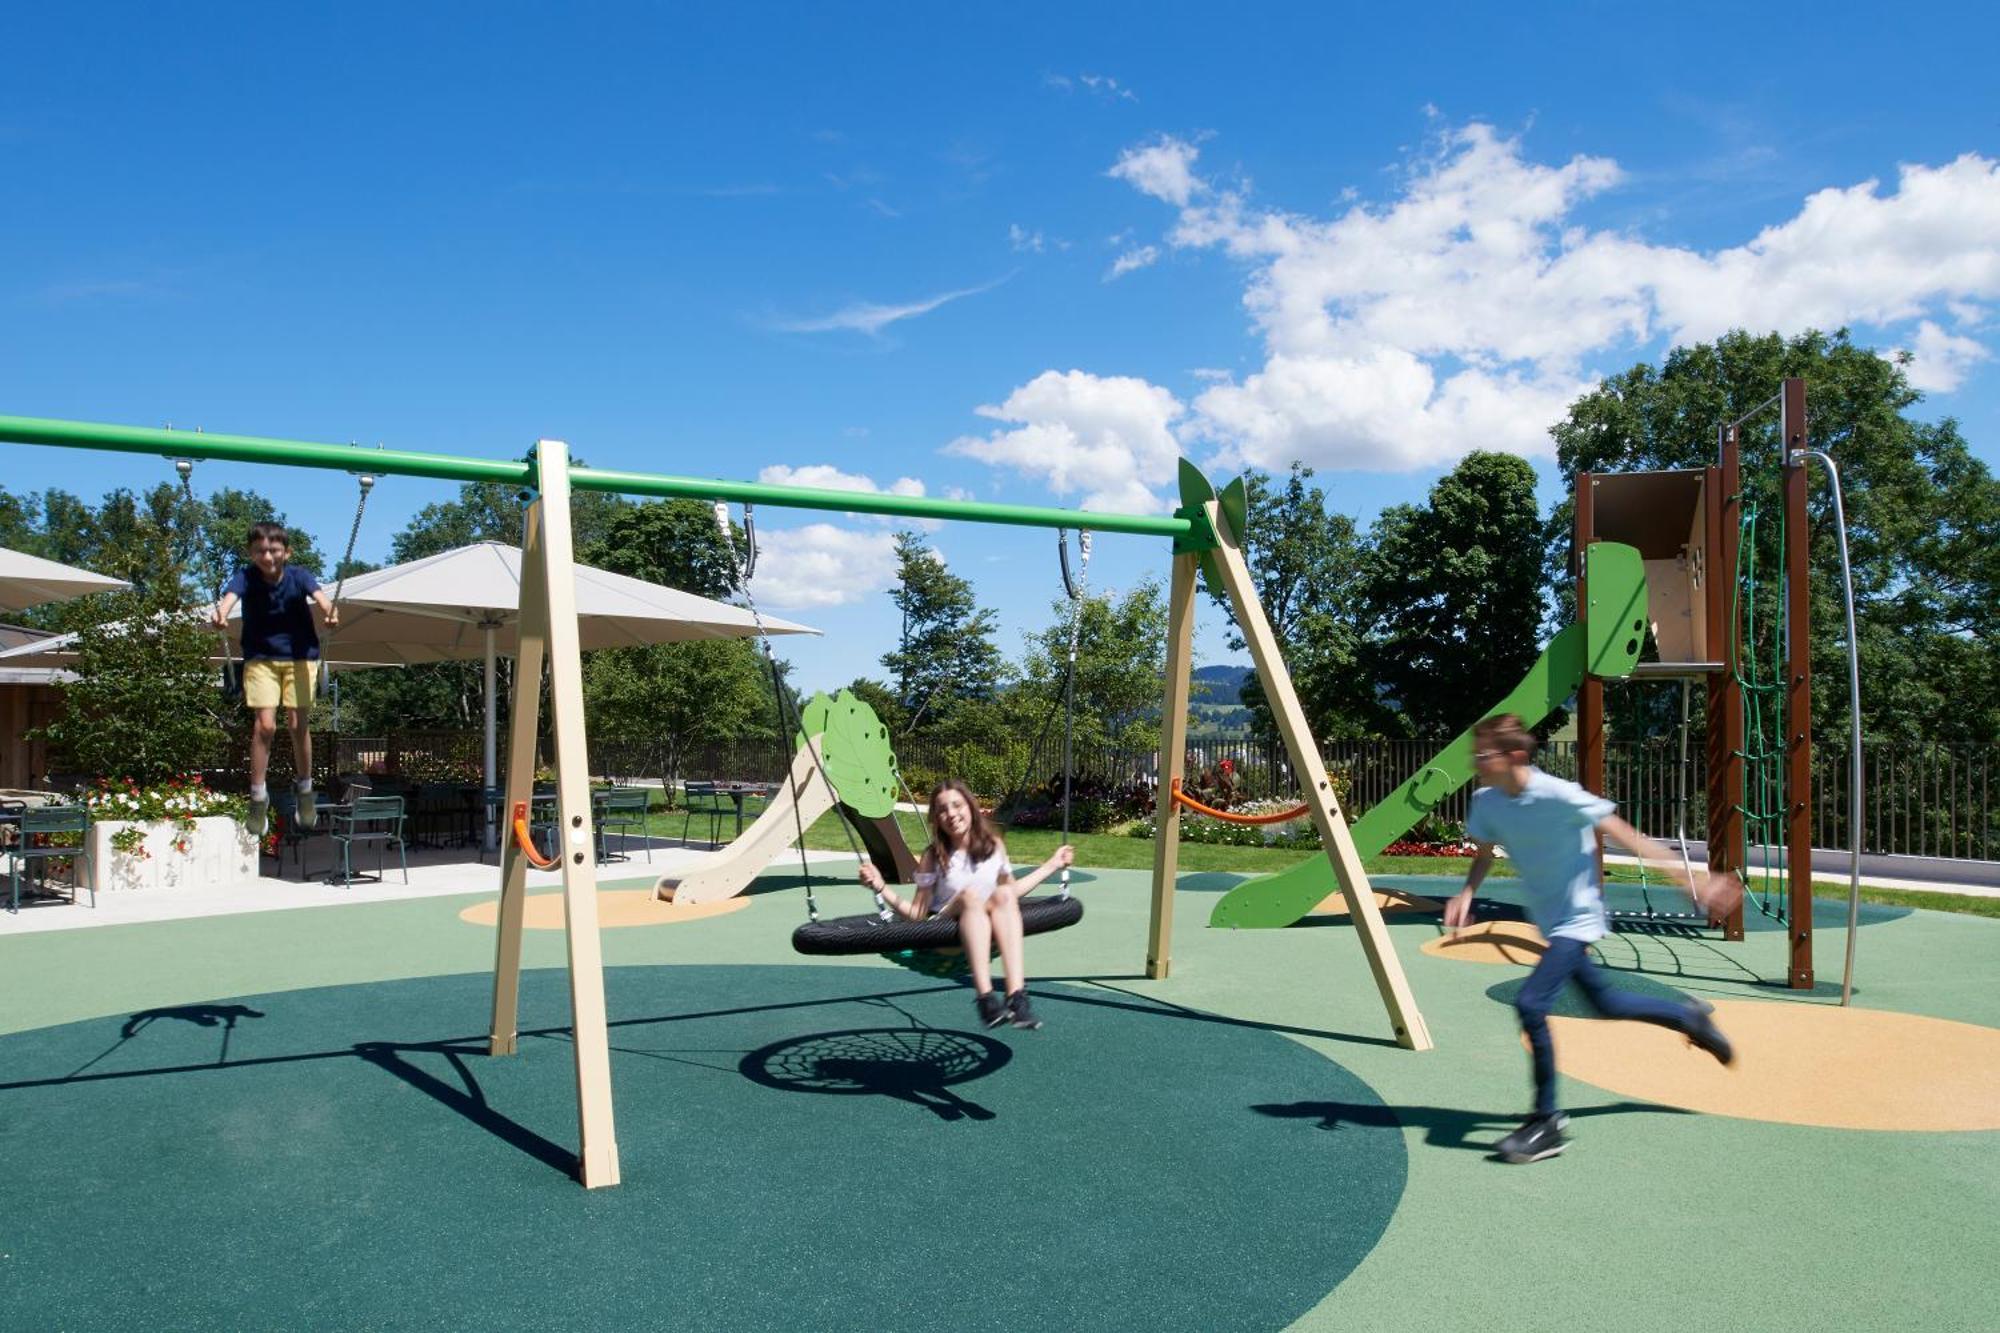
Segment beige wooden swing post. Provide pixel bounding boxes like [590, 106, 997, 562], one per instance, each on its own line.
[486, 439, 622, 1188]
[1164, 498, 1433, 1051]
[1145, 552, 1200, 979]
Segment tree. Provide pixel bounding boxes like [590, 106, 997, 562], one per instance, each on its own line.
[1550, 329, 2000, 747]
[1203, 463, 1376, 741]
[1019, 579, 1171, 755]
[390, 477, 628, 564]
[33, 586, 227, 785]
[881, 531, 1005, 728]
[1356, 452, 1547, 737]
[581, 497, 783, 791]
[584, 499, 745, 600]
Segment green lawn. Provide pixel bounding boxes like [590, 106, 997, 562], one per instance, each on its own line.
[632, 798, 2000, 919]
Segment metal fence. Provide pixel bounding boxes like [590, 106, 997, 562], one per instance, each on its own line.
[227, 729, 1997, 862]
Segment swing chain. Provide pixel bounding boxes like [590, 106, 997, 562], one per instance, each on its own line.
[1056, 529, 1091, 898]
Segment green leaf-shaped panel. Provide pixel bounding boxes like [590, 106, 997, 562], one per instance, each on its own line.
[796, 688, 898, 820]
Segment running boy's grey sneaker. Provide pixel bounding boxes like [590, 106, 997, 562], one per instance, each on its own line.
[1006, 988, 1043, 1030]
[1496, 1113, 1569, 1164]
[247, 798, 269, 838]
[295, 788, 318, 831]
[1683, 1000, 1734, 1065]
[975, 991, 1009, 1028]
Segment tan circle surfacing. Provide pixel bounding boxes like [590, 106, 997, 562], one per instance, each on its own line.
[459, 890, 752, 930]
[1310, 888, 1443, 919]
[1419, 919, 1548, 966]
[1550, 1000, 2000, 1131]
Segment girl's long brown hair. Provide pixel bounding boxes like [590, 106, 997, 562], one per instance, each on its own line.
[927, 778, 999, 863]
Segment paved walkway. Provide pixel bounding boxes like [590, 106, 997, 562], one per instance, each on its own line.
[0, 835, 858, 935]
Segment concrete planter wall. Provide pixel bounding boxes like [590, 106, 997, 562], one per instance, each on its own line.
[87, 816, 259, 894]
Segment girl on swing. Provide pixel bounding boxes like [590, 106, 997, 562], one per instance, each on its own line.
[859, 778, 1074, 1031]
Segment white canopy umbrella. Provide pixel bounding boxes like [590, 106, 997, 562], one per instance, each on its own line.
[0, 542, 818, 845]
[332, 542, 819, 846]
[0, 546, 129, 612]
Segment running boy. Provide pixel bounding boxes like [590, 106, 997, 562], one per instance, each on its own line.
[1447, 714, 1739, 1165]
[211, 521, 337, 836]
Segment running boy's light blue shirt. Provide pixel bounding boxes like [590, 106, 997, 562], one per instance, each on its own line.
[1465, 769, 1615, 943]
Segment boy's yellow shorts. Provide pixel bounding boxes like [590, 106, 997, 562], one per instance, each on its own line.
[242, 659, 318, 710]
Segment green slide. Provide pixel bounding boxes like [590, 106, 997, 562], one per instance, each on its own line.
[1207, 542, 1651, 930]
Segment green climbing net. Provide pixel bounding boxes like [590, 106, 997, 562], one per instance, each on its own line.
[1733, 493, 1792, 922]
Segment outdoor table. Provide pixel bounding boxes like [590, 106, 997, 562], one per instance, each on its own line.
[710, 781, 779, 840]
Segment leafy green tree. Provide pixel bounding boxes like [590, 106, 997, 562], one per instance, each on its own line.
[580, 496, 784, 790]
[33, 587, 227, 785]
[584, 499, 745, 599]
[881, 531, 1006, 729]
[1019, 579, 1171, 755]
[1550, 329, 2000, 747]
[1357, 452, 1547, 737]
[390, 477, 628, 563]
[1205, 463, 1376, 742]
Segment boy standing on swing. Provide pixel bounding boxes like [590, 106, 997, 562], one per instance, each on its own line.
[212, 521, 338, 836]
[1446, 714, 1739, 1164]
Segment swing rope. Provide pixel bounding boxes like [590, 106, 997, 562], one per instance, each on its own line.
[711, 502, 882, 924]
[173, 458, 241, 702]
[319, 470, 375, 698]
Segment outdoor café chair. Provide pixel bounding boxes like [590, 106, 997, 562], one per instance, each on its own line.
[680, 781, 727, 849]
[595, 787, 654, 863]
[329, 795, 408, 887]
[7, 804, 91, 912]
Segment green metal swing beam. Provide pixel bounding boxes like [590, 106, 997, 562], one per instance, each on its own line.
[0, 414, 1194, 540]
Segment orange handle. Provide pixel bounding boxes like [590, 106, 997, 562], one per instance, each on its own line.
[1168, 779, 1313, 825]
[511, 801, 562, 870]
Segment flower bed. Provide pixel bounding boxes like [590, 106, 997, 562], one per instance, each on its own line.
[80, 777, 258, 894]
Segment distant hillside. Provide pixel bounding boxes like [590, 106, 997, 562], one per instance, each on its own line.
[1192, 664, 1254, 706]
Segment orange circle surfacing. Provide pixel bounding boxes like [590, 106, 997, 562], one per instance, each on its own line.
[1419, 919, 1548, 966]
[1549, 1000, 2000, 1131]
[459, 890, 751, 931]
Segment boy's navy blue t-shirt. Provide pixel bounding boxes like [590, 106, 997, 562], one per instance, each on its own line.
[225, 565, 322, 660]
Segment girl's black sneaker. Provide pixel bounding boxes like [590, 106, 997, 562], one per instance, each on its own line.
[1006, 989, 1042, 1030]
[975, 991, 1009, 1028]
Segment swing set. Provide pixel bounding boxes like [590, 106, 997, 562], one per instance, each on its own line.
[0, 413, 1434, 1189]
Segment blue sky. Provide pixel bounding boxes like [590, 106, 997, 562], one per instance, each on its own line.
[4, 3, 1997, 692]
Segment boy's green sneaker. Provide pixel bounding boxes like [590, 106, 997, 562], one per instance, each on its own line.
[296, 789, 318, 831]
[247, 798, 269, 837]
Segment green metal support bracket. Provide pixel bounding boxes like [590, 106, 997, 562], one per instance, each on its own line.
[1206, 541, 1648, 930]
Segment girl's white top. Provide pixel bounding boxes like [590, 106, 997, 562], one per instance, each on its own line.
[921, 845, 1004, 913]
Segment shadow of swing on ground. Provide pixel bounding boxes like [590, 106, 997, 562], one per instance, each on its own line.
[738, 1027, 1012, 1121]
[1252, 1098, 1693, 1156]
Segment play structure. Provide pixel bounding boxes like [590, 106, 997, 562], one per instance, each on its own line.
[654, 690, 919, 905]
[1207, 378, 1864, 996]
[0, 412, 1437, 1190]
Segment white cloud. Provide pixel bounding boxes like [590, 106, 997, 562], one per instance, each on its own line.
[944, 370, 1185, 512]
[758, 463, 933, 529]
[1009, 223, 1046, 254]
[1105, 245, 1160, 281]
[1900, 319, 1991, 392]
[771, 274, 1009, 336]
[1107, 136, 1204, 208]
[1078, 73, 1138, 103]
[747, 524, 900, 609]
[1102, 125, 2000, 471]
[757, 463, 926, 498]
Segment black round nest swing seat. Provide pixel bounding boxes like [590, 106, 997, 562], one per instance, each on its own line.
[792, 894, 1085, 957]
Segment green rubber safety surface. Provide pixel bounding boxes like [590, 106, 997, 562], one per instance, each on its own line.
[0, 964, 1406, 1331]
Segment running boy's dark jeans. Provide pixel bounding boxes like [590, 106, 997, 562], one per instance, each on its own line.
[1515, 935, 1697, 1116]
